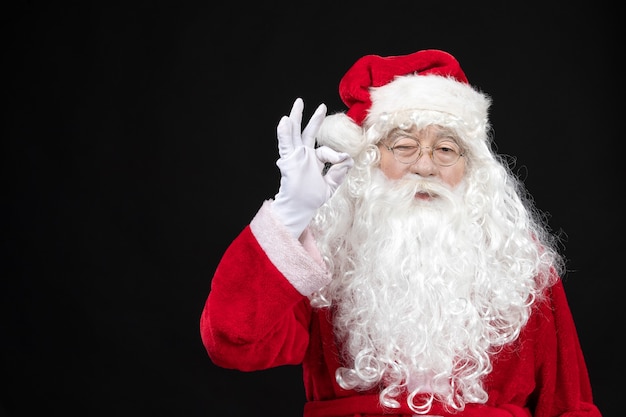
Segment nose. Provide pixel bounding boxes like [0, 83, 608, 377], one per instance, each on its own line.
[409, 148, 438, 176]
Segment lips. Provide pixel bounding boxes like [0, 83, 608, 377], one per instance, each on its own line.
[415, 191, 433, 200]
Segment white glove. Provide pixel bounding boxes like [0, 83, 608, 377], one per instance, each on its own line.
[272, 98, 354, 239]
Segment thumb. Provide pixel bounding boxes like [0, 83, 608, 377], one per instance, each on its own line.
[324, 157, 353, 191]
[315, 147, 353, 191]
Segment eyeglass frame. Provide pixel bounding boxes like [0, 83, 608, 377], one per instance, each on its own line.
[382, 136, 466, 167]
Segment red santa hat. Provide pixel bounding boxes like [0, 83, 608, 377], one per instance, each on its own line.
[317, 49, 491, 155]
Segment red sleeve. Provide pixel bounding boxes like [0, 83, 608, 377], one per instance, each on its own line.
[200, 225, 312, 371]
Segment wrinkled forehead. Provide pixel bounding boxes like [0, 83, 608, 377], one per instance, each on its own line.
[366, 109, 470, 147]
[382, 124, 461, 143]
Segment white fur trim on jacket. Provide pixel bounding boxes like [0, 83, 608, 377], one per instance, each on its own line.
[250, 200, 332, 296]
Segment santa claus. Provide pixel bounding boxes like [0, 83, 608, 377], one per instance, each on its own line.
[201, 49, 601, 416]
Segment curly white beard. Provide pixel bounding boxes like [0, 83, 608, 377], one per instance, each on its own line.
[311, 167, 544, 413]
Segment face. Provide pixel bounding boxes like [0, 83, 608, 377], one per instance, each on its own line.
[378, 125, 466, 188]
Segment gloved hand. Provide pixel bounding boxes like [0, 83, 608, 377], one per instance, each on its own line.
[272, 98, 354, 239]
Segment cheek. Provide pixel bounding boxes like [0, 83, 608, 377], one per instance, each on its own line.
[442, 161, 466, 187]
[379, 155, 406, 180]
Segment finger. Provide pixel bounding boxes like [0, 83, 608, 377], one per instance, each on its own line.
[314, 146, 352, 165]
[288, 98, 304, 146]
[301, 103, 327, 148]
[276, 116, 294, 159]
[288, 97, 304, 122]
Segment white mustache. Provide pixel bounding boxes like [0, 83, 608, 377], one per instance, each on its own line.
[394, 176, 453, 199]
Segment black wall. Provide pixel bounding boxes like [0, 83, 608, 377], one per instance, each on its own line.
[3, 2, 619, 416]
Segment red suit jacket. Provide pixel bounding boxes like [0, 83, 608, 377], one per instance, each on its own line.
[200, 202, 601, 417]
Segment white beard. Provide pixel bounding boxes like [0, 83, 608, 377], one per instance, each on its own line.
[311, 168, 535, 412]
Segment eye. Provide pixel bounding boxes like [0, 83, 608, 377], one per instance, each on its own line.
[393, 137, 419, 151]
[395, 144, 418, 151]
[435, 141, 460, 154]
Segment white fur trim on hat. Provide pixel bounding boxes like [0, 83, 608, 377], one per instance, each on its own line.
[316, 113, 364, 156]
[366, 74, 490, 132]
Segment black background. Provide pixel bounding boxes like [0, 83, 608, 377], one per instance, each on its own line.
[3, 2, 620, 416]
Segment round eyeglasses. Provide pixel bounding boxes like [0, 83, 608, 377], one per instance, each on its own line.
[383, 136, 465, 167]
